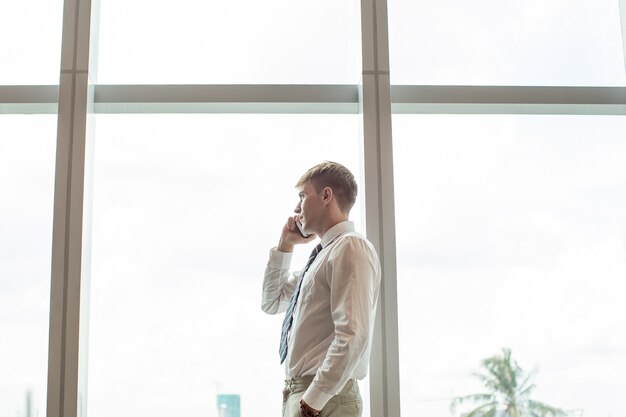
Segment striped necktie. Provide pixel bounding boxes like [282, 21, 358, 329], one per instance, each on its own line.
[279, 243, 323, 364]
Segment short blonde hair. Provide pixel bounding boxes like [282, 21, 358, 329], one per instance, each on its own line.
[296, 161, 357, 213]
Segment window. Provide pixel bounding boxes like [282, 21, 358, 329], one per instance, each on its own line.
[0, 0, 63, 85]
[393, 114, 626, 417]
[388, 0, 626, 86]
[5, 2, 625, 417]
[87, 114, 367, 417]
[0, 115, 57, 417]
[97, 0, 361, 84]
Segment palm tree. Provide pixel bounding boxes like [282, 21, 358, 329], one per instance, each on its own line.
[451, 348, 566, 417]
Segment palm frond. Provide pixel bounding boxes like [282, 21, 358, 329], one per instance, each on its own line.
[471, 370, 500, 395]
[465, 401, 498, 417]
[480, 348, 520, 399]
[528, 399, 567, 417]
[518, 381, 537, 398]
[452, 393, 495, 406]
[518, 367, 538, 394]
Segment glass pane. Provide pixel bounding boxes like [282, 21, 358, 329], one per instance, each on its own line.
[388, 0, 626, 86]
[393, 114, 626, 417]
[0, 115, 56, 416]
[0, 0, 63, 84]
[97, 0, 361, 84]
[88, 114, 369, 417]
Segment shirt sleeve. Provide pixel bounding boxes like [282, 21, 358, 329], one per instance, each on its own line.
[261, 247, 297, 315]
[302, 237, 381, 410]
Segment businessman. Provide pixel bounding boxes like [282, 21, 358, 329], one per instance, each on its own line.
[262, 161, 381, 417]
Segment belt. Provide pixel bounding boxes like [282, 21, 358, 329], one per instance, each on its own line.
[284, 375, 315, 393]
[284, 375, 357, 393]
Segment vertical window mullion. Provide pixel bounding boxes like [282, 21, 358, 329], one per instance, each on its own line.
[361, 0, 401, 416]
[47, 0, 98, 416]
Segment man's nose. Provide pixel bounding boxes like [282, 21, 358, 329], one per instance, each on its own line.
[294, 202, 301, 213]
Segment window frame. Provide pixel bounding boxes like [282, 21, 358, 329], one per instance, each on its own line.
[0, 0, 625, 416]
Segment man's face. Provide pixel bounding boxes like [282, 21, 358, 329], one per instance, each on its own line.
[294, 181, 324, 235]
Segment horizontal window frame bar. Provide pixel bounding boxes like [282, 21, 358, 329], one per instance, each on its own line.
[0, 85, 59, 113]
[392, 85, 626, 114]
[94, 84, 360, 114]
[1, 84, 625, 114]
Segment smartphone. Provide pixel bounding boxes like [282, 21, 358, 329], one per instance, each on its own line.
[296, 220, 311, 238]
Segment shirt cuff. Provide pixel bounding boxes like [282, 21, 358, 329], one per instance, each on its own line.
[302, 384, 333, 412]
[269, 247, 293, 269]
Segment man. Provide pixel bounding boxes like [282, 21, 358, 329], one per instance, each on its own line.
[262, 161, 381, 417]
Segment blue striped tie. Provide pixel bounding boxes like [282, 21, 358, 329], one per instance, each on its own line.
[279, 243, 323, 364]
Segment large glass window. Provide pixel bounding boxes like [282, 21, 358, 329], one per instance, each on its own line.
[0, 0, 63, 85]
[97, 0, 362, 84]
[388, 0, 626, 86]
[0, 115, 57, 417]
[393, 114, 626, 417]
[88, 114, 367, 417]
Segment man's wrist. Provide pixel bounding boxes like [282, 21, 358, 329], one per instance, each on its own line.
[277, 238, 294, 253]
[299, 399, 320, 417]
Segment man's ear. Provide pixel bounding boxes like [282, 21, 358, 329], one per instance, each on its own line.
[322, 187, 333, 205]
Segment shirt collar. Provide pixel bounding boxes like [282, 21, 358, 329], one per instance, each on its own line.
[320, 220, 354, 248]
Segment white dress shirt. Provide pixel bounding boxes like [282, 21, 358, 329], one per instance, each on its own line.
[262, 221, 381, 411]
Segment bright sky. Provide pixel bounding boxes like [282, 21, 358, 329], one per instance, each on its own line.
[1, 1, 626, 417]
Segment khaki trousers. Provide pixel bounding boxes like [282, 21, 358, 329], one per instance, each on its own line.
[282, 375, 363, 417]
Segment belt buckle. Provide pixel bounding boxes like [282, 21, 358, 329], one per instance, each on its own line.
[285, 378, 295, 392]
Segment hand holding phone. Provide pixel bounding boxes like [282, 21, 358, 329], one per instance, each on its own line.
[296, 219, 311, 238]
[278, 216, 314, 252]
